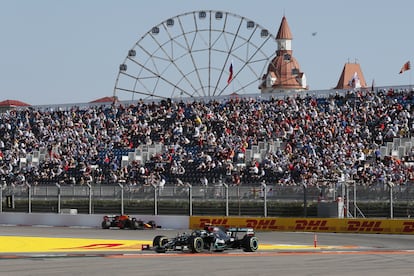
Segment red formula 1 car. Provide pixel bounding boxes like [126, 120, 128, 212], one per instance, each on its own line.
[101, 214, 158, 230]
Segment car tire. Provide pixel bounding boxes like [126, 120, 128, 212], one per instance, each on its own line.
[243, 236, 259, 252]
[188, 236, 204, 253]
[153, 235, 168, 247]
[130, 220, 139, 230]
[118, 221, 125, 229]
[101, 221, 111, 229]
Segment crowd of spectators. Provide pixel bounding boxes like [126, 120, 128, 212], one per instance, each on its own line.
[1, 87, 414, 191]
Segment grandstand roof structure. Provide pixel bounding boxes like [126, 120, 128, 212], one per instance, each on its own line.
[0, 99, 30, 107]
[0, 99, 30, 112]
[90, 96, 118, 104]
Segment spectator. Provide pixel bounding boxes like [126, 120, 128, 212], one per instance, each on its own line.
[1, 86, 414, 192]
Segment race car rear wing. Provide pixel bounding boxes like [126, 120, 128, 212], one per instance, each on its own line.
[227, 227, 255, 233]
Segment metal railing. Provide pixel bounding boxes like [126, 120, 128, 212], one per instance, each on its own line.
[2, 182, 414, 217]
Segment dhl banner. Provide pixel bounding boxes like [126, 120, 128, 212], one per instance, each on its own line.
[189, 216, 414, 234]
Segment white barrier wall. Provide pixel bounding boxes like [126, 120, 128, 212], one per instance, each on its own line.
[0, 212, 189, 229]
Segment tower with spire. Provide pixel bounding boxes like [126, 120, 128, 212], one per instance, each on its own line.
[259, 16, 307, 93]
[334, 61, 367, 90]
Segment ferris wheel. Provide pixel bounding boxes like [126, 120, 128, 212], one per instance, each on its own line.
[114, 10, 277, 100]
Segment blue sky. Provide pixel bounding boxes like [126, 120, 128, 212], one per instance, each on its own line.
[1, 0, 413, 105]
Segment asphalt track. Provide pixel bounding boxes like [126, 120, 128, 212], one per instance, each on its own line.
[1, 225, 414, 275]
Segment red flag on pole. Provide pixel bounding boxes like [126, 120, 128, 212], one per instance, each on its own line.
[227, 62, 233, 84]
[399, 61, 410, 74]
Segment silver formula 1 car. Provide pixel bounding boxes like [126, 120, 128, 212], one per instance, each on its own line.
[151, 225, 259, 253]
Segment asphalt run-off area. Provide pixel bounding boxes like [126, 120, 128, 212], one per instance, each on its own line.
[2, 226, 414, 276]
[0, 225, 366, 256]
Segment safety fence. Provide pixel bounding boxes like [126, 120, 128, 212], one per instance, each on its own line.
[1, 182, 414, 217]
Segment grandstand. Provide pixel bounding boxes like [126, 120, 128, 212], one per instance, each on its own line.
[1, 10, 414, 202]
[1, 85, 414, 194]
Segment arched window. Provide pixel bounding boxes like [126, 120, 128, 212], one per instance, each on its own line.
[284, 54, 291, 61]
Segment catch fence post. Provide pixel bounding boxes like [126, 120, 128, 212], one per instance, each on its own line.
[26, 183, 32, 213]
[152, 184, 158, 216]
[56, 183, 61, 214]
[223, 183, 229, 216]
[118, 183, 124, 214]
[87, 184, 92, 214]
[187, 183, 192, 216]
[261, 182, 267, 217]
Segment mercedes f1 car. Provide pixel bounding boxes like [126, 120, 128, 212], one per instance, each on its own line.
[101, 215, 158, 230]
[151, 225, 259, 253]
